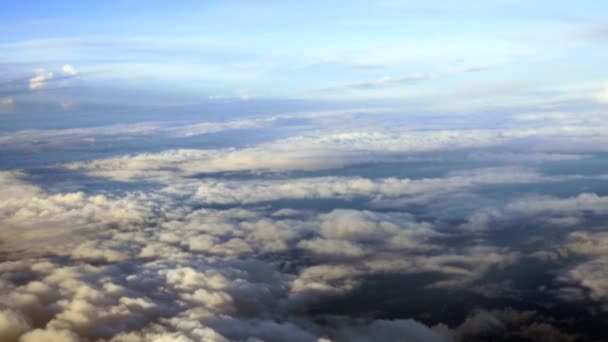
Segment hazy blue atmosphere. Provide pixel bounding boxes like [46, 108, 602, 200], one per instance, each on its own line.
[1, 1, 608, 341]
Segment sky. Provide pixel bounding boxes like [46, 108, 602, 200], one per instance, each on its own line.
[1, 0, 607, 107]
[2, 2, 608, 342]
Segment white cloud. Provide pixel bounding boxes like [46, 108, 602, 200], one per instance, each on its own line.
[551, 232, 608, 308]
[460, 192, 608, 231]
[64, 131, 506, 181]
[62, 64, 78, 76]
[29, 69, 54, 90]
[158, 167, 590, 207]
[0, 171, 524, 340]
[597, 82, 608, 103]
[0, 108, 389, 147]
[508, 193, 608, 214]
[19, 329, 80, 342]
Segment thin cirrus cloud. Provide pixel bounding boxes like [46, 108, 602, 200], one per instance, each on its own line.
[314, 66, 488, 92]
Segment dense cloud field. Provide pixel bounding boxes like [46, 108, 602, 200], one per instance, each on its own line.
[1, 105, 608, 341]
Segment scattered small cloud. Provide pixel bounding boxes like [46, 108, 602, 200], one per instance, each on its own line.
[597, 82, 608, 103]
[60, 100, 73, 109]
[29, 69, 54, 90]
[62, 64, 78, 76]
[0, 97, 14, 110]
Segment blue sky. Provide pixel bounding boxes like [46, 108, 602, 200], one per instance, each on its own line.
[1, 0, 607, 107]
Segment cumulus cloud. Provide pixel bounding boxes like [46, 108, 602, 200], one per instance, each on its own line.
[20, 329, 81, 342]
[0, 171, 154, 255]
[63, 131, 509, 181]
[178, 168, 533, 204]
[0, 309, 31, 341]
[61, 114, 608, 182]
[29, 69, 54, 90]
[550, 232, 608, 309]
[508, 193, 608, 215]
[325, 318, 449, 342]
[2, 99, 607, 340]
[0, 170, 526, 341]
[459, 192, 608, 232]
[62, 64, 78, 76]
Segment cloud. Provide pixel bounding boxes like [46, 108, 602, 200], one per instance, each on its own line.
[459, 192, 608, 232]
[186, 167, 580, 205]
[58, 112, 608, 182]
[318, 74, 429, 92]
[64, 131, 506, 181]
[507, 193, 608, 215]
[550, 232, 608, 308]
[62, 64, 78, 76]
[0, 309, 31, 341]
[19, 329, 81, 342]
[450, 309, 577, 342]
[0, 97, 14, 106]
[315, 66, 488, 92]
[325, 318, 449, 342]
[0, 97, 14, 111]
[29, 69, 54, 90]
[467, 152, 590, 163]
[597, 82, 608, 103]
[0, 171, 526, 340]
[0, 107, 392, 147]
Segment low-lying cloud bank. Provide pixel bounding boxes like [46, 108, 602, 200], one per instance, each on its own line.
[2, 105, 608, 340]
[3, 166, 585, 341]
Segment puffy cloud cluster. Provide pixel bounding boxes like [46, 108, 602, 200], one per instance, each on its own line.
[60, 111, 608, 182]
[163, 167, 547, 205]
[65, 129, 512, 181]
[549, 232, 608, 310]
[0, 169, 529, 341]
[459, 192, 608, 232]
[0, 171, 156, 256]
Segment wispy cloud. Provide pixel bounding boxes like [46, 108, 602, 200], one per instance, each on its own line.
[314, 66, 488, 92]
